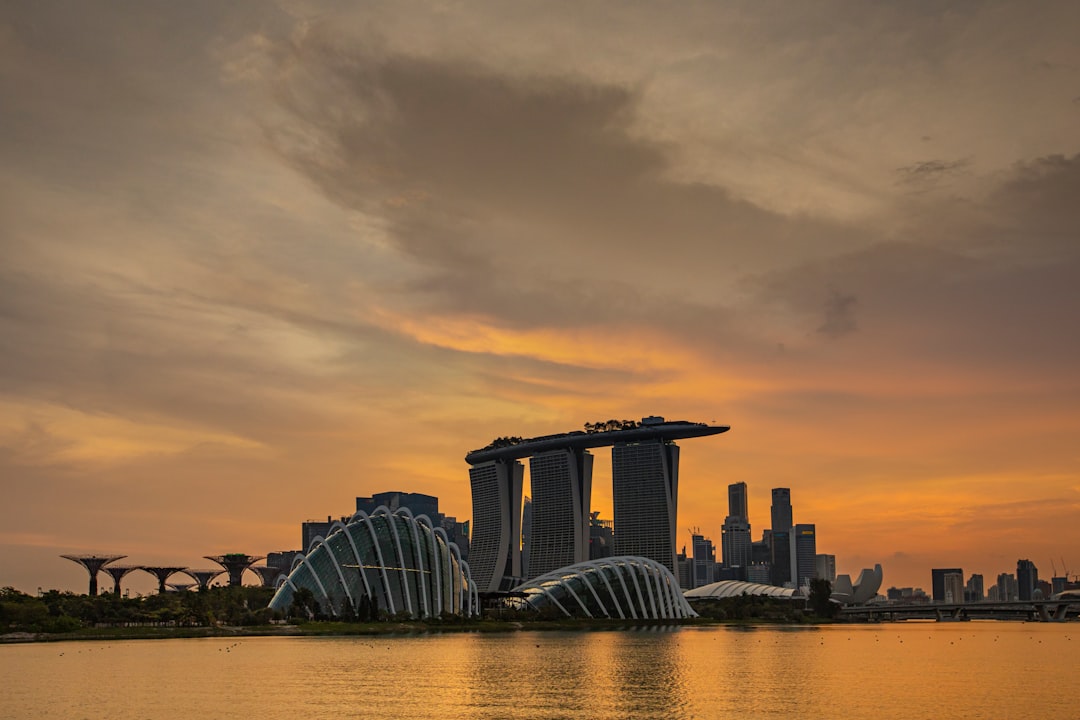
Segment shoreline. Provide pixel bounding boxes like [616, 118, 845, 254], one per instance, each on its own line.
[1, 616, 840, 644]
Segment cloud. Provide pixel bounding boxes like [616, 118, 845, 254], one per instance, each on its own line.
[817, 289, 858, 338]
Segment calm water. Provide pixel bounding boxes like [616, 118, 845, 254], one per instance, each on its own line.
[2, 622, 1076, 719]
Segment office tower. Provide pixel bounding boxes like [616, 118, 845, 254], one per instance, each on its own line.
[747, 564, 771, 584]
[527, 448, 593, 579]
[469, 459, 525, 592]
[789, 524, 817, 589]
[1017, 559, 1039, 601]
[728, 482, 748, 521]
[997, 572, 1018, 602]
[302, 515, 350, 551]
[815, 554, 836, 584]
[942, 572, 964, 603]
[721, 481, 752, 569]
[931, 568, 964, 602]
[965, 574, 984, 603]
[676, 546, 693, 590]
[356, 491, 440, 520]
[770, 530, 791, 587]
[771, 488, 793, 533]
[612, 439, 681, 574]
[691, 533, 716, 588]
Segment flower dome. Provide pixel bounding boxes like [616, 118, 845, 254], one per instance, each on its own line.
[513, 556, 696, 619]
[269, 507, 477, 619]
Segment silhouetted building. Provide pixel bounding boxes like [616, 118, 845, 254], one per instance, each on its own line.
[770, 488, 792, 533]
[942, 572, 964, 604]
[770, 530, 791, 587]
[721, 482, 752, 569]
[356, 491, 440, 519]
[789, 524, 817, 589]
[996, 572, 1018, 602]
[752, 535, 771, 566]
[612, 439, 681, 573]
[931, 567, 964, 603]
[527, 448, 593, 579]
[302, 516, 350, 552]
[469, 459, 524, 592]
[1017, 559, 1039, 601]
[965, 573, 984, 603]
[521, 496, 532, 577]
[815, 554, 836, 584]
[691, 533, 716, 588]
[676, 546, 692, 589]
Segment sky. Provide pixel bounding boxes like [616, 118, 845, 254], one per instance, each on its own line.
[2, 0, 1079, 595]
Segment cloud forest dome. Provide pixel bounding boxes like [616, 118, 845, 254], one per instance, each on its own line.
[513, 556, 697, 620]
[269, 507, 477, 618]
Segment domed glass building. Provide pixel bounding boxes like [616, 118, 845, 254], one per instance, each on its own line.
[269, 507, 478, 619]
[513, 556, 696, 619]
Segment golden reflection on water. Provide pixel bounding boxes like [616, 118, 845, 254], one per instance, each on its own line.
[1, 623, 1077, 719]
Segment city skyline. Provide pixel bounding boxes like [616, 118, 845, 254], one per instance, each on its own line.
[3, 2, 1079, 595]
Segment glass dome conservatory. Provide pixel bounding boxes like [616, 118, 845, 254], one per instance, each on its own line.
[269, 507, 477, 619]
[513, 556, 696, 620]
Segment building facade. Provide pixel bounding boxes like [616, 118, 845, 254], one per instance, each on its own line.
[527, 448, 593, 579]
[612, 440, 680, 574]
[468, 459, 524, 592]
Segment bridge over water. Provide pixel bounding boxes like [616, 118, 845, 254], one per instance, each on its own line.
[841, 599, 1079, 623]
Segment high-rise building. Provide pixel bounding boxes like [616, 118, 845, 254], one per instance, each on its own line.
[721, 481, 752, 569]
[789, 524, 817, 589]
[965, 573, 984, 603]
[356, 491, 440, 519]
[815, 554, 836, 584]
[942, 572, 964, 604]
[932, 568, 964, 603]
[771, 488, 793, 533]
[527, 449, 593, 579]
[469, 459, 525, 592]
[302, 515, 350, 551]
[676, 546, 693, 590]
[1017, 559, 1039, 601]
[691, 533, 716, 588]
[612, 439, 680, 574]
[997, 572, 1018, 602]
[728, 482, 748, 521]
[770, 530, 791, 587]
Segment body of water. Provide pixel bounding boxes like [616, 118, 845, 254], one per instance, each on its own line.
[2, 621, 1075, 719]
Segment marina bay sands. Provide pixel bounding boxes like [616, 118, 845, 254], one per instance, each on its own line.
[465, 416, 729, 592]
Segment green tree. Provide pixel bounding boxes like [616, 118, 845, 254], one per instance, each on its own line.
[808, 578, 836, 619]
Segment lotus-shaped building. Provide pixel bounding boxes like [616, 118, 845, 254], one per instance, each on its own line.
[513, 556, 696, 619]
[269, 507, 478, 619]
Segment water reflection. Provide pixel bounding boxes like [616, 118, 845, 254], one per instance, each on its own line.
[1, 623, 1077, 719]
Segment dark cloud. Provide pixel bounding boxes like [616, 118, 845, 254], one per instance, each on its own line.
[266, 32, 863, 330]
[895, 158, 971, 192]
[817, 289, 858, 338]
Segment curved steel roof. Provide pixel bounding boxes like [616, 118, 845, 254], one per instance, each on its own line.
[684, 580, 798, 600]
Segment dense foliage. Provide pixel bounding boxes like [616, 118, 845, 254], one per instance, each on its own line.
[0, 586, 277, 633]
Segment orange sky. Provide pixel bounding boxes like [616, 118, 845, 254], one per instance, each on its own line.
[2, 1, 1079, 595]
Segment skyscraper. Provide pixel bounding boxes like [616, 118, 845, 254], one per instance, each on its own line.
[1017, 559, 1039, 601]
[469, 459, 524, 592]
[770, 530, 791, 587]
[691, 533, 716, 588]
[789, 523, 817, 589]
[527, 448, 593, 579]
[612, 439, 680, 573]
[721, 481, 752, 569]
[770, 488, 792, 533]
[965, 573, 984, 603]
[932, 567, 964, 603]
[728, 482, 748, 521]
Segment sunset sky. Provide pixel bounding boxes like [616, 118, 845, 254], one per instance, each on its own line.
[2, 1, 1078, 595]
